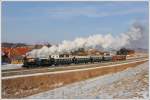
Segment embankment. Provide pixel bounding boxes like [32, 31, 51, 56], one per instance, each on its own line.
[2, 60, 147, 98]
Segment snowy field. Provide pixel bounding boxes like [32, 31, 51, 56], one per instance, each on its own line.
[26, 61, 149, 99]
[1, 64, 23, 70]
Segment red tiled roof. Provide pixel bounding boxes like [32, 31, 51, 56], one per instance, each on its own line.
[2, 47, 31, 57]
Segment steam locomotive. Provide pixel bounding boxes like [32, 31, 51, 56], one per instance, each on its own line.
[23, 55, 126, 68]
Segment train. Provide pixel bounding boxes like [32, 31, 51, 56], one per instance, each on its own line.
[22, 55, 126, 68]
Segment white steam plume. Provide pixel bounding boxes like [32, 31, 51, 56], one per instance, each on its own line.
[27, 23, 143, 58]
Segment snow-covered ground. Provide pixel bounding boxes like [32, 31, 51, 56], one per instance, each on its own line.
[26, 61, 149, 99]
[1, 64, 23, 70]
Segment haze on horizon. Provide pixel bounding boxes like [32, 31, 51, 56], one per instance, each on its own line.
[1, 1, 149, 49]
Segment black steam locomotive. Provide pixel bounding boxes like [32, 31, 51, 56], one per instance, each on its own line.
[22, 48, 130, 68]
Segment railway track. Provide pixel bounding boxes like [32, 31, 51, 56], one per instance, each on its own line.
[2, 59, 148, 80]
[2, 57, 148, 78]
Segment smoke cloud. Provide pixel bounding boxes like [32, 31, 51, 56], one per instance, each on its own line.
[27, 23, 144, 58]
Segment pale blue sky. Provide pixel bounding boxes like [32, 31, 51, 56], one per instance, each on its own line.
[2, 1, 149, 44]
